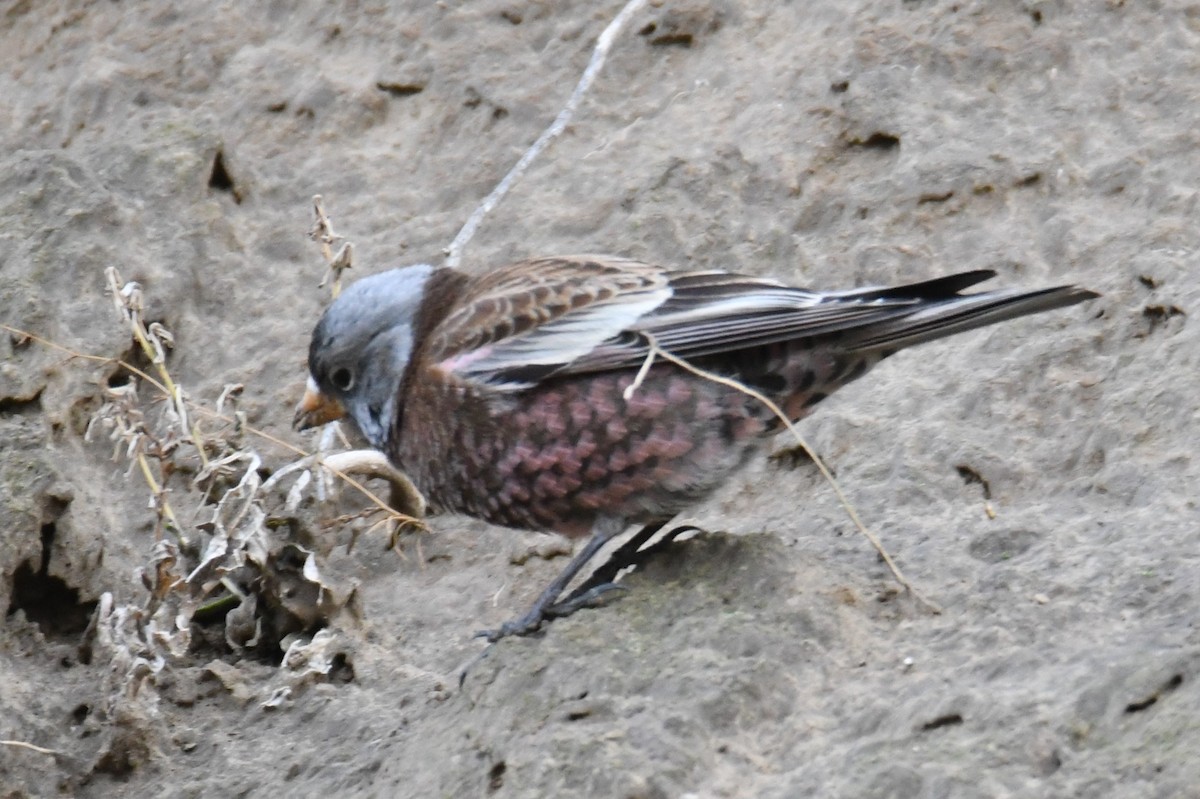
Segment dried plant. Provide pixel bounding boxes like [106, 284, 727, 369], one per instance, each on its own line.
[71, 257, 419, 717]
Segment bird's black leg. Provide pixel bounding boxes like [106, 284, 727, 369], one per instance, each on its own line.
[476, 520, 623, 642]
[476, 519, 704, 642]
[549, 518, 669, 611]
[550, 521, 701, 614]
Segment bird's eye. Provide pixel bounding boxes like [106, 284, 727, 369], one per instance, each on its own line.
[330, 367, 355, 391]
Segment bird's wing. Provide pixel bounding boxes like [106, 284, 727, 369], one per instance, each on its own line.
[428, 256, 1010, 389]
[570, 269, 1023, 373]
[427, 256, 672, 387]
[572, 268, 1096, 373]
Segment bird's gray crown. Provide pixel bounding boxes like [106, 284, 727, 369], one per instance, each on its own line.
[315, 264, 437, 347]
[309, 263, 437, 448]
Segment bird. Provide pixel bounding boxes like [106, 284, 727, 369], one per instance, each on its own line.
[294, 255, 1097, 641]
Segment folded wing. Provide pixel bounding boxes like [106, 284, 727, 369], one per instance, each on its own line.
[430, 256, 1096, 388]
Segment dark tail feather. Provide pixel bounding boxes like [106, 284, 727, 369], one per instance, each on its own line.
[849, 284, 1099, 353]
[839, 269, 999, 302]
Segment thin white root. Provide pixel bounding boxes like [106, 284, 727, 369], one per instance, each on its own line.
[264, 448, 427, 521]
[320, 450, 427, 518]
[0, 740, 59, 756]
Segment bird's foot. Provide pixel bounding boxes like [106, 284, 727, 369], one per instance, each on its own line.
[474, 606, 548, 642]
[544, 582, 627, 618]
[474, 583, 628, 643]
[473, 522, 698, 644]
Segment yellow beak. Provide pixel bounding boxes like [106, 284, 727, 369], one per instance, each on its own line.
[293, 376, 346, 431]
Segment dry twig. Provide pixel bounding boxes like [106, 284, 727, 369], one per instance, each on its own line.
[309, 195, 354, 297]
[444, 0, 649, 267]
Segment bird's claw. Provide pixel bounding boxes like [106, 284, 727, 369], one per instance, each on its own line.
[474, 582, 628, 643]
[545, 582, 627, 618]
[474, 613, 545, 643]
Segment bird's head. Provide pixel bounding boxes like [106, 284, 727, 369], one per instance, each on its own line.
[294, 264, 436, 449]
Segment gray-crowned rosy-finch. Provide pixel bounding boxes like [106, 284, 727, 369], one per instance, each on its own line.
[295, 255, 1096, 640]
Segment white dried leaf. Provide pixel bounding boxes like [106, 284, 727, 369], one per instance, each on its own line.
[302, 552, 323, 586]
[120, 281, 144, 320]
[281, 629, 337, 676]
[261, 686, 293, 709]
[330, 241, 354, 271]
[146, 322, 173, 364]
[105, 267, 126, 320]
[147, 321, 174, 349]
[285, 469, 311, 512]
[187, 528, 229, 584]
[215, 383, 244, 416]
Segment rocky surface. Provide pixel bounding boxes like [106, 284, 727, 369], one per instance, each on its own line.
[1, 1, 1197, 797]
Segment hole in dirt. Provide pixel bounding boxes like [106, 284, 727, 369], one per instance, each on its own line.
[0, 389, 42, 416]
[1142, 304, 1185, 335]
[918, 190, 954, 205]
[106, 343, 153, 388]
[955, 464, 992, 500]
[72, 703, 91, 725]
[188, 594, 336, 667]
[921, 713, 963, 731]
[1125, 674, 1183, 714]
[768, 441, 835, 472]
[487, 761, 507, 792]
[8, 329, 33, 349]
[330, 652, 355, 684]
[186, 604, 284, 666]
[849, 132, 900, 151]
[876, 586, 901, 604]
[94, 733, 150, 780]
[7, 520, 97, 639]
[376, 81, 425, 97]
[649, 32, 693, 47]
[1126, 695, 1157, 713]
[208, 149, 243, 203]
[8, 560, 97, 639]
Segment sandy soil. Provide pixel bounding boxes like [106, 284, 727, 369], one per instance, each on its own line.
[1, 1, 1197, 797]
